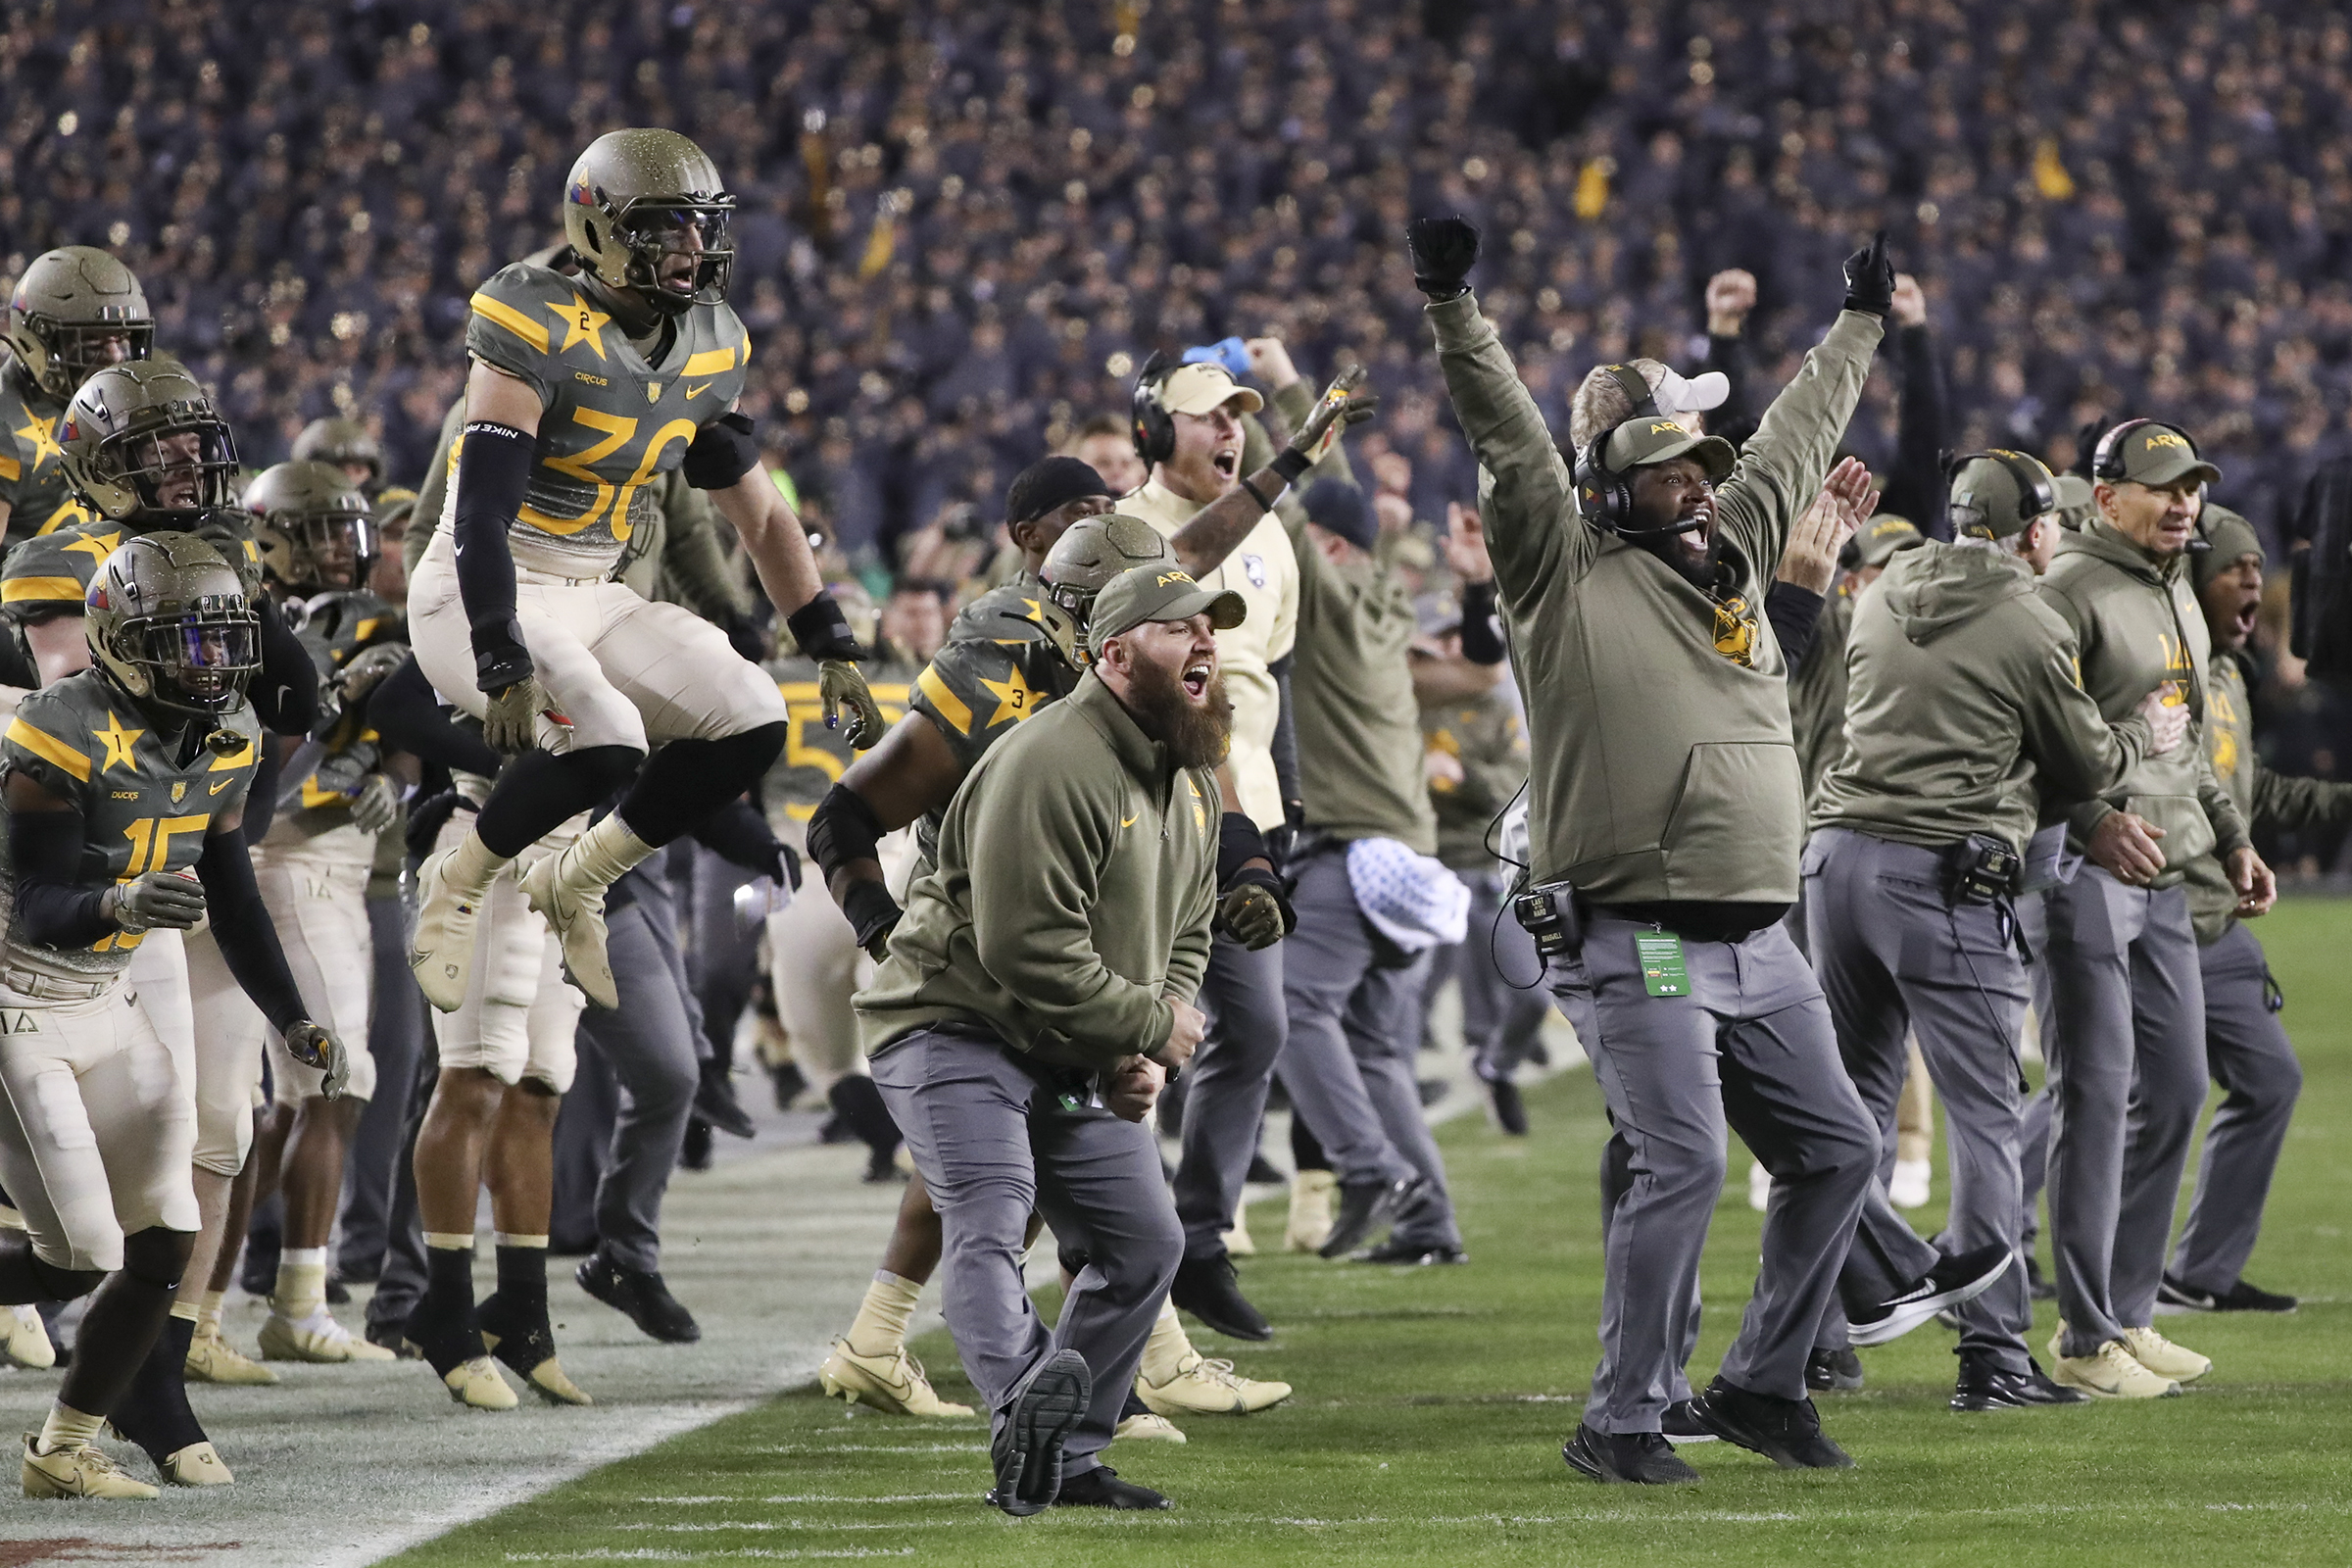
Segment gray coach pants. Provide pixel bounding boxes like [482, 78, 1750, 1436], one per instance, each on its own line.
[1278, 850, 1460, 1250]
[2169, 921, 2301, 1295]
[871, 1025, 1180, 1474]
[564, 883, 703, 1272]
[1804, 829, 2033, 1372]
[2041, 867, 2207, 1354]
[1547, 910, 1877, 1434]
[1172, 936, 1286, 1259]
[1427, 870, 1553, 1081]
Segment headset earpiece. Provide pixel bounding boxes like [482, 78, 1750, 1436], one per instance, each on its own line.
[1130, 350, 1177, 468]
[2090, 417, 2198, 481]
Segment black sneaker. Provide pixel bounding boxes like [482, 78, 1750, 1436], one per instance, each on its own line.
[986, 1348, 1091, 1517]
[1054, 1463, 1171, 1509]
[1690, 1377, 1854, 1469]
[1561, 1423, 1701, 1485]
[1950, 1351, 2089, 1412]
[575, 1250, 701, 1344]
[2157, 1272, 2297, 1313]
[1245, 1152, 1287, 1186]
[1848, 1243, 2012, 1347]
[1488, 1076, 1530, 1136]
[325, 1273, 352, 1305]
[365, 1316, 424, 1360]
[1353, 1237, 1469, 1266]
[2025, 1252, 2057, 1301]
[1416, 1078, 1449, 1108]
[1805, 1347, 1864, 1392]
[1661, 1399, 1719, 1445]
[1319, 1176, 1422, 1259]
[694, 1063, 757, 1140]
[679, 1117, 713, 1170]
[767, 1059, 808, 1112]
[1170, 1254, 1272, 1342]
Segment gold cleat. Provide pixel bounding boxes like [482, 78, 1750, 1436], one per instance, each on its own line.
[158, 1442, 233, 1487]
[442, 1355, 519, 1411]
[186, 1326, 278, 1385]
[1285, 1170, 1338, 1254]
[817, 1339, 974, 1417]
[258, 1310, 398, 1363]
[1114, 1411, 1187, 1444]
[2119, 1325, 2211, 1384]
[520, 849, 618, 1009]
[1222, 1211, 1257, 1257]
[479, 1327, 594, 1407]
[409, 848, 482, 1013]
[0, 1304, 55, 1371]
[2051, 1341, 2180, 1399]
[1137, 1352, 1293, 1416]
[22, 1436, 158, 1499]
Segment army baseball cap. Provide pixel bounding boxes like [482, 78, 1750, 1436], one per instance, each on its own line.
[2193, 504, 2265, 591]
[1601, 416, 1736, 481]
[2052, 473, 2097, 530]
[2100, 421, 2222, 489]
[1087, 564, 1247, 656]
[1948, 451, 2058, 540]
[1852, 513, 1924, 567]
[1155, 362, 1265, 418]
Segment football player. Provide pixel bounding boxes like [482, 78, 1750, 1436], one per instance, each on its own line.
[12, 358, 328, 1421]
[0, 246, 151, 551]
[290, 416, 388, 502]
[810, 498, 1293, 1431]
[0, 533, 343, 1496]
[407, 127, 876, 1018]
[232, 460, 405, 1363]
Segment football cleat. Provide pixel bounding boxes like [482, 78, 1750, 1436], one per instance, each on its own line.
[0, 1304, 55, 1370]
[521, 847, 618, 1009]
[22, 1436, 158, 1499]
[1136, 1353, 1291, 1416]
[1113, 1411, 1186, 1444]
[2156, 1273, 2296, 1314]
[2117, 1325, 2210, 1384]
[1285, 1170, 1337, 1253]
[818, 1338, 973, 1417]
[158, 1442, 233, 1487]
[258, 1309, 397, 1363]
[1222, 1211, 1256, 1257]
[185, 1326, 277, 1385]
[409, 848, 481, 1013]
[441, 1355, 520, 1411]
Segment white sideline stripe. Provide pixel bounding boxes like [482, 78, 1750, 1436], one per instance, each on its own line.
[507, 1552, 917, 1563]
[639, 1494, 974, 1504]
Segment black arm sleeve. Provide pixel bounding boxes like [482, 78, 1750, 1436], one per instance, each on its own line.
[1268, 653, 1300, 820]
[807, 782, 885, 883]
[1457, 578, 1506, 665]
[195, 827, 308, 1033]
[453, 420, 536, 692]
[249, 598, 318, 738]
[1764, 581, 1827, 672]
[1878, 324, 1950, 537]
[7, 809, 112, 950]
[367, 657, 503, 778]
[239, 735, 282, 847]
[1703, 332, 1758, 449]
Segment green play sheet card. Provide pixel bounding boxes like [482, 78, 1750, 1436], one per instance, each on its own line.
[1636, 931, 1690, 997]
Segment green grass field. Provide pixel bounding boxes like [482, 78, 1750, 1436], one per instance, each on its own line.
[392, 899, 2352, 1567]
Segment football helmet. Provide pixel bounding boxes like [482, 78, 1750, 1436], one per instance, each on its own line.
[244, 460, 375, 593]
[562, 128, 734, 318]
[58, 358, 239, 524]
[86, 532, 260, 720]
[2, 246, 153, 402]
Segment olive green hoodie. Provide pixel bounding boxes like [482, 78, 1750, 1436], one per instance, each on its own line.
[1813, 540, 2153, 853]
[854, 669, 1218, 1073]
[1429, 292, 1882, 905]
[1789, 586, 1857, 810]
[2182, 652, 2352, 943]
[2036, 520, 2249, 886]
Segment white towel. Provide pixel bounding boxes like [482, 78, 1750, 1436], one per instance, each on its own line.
[1346, 837, 1470, 954]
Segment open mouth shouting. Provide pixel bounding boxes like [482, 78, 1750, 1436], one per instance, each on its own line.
[1210, 444, 1240, 483]
[1181, 655, 1213, 704]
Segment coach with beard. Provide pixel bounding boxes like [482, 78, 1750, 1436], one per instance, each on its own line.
[857, 564, 1242, 1517]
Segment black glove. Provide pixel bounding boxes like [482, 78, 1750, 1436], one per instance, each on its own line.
[842, 878, 903, 963]
[774, 842, 804, 895]
[1841, 230, 1895, 318]
[1406, 217, 1481, 302]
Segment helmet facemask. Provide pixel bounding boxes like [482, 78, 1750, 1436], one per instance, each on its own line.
[98, 416, 241, 524]
[268, 506, 375, 595]
[23, 316, 154, 402]
[608, 199, 735, 318]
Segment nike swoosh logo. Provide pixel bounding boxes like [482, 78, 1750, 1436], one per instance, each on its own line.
[685, 381, 713, 399]
[1120, 814, 1138, 828]
[210, 779, 233, 794]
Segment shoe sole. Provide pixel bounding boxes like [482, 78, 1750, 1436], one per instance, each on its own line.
[1848, 1256, 2012, 1348]
[1562, 1438, 1701, 1485]
[1169, 1298, 1274, 1344]
[521, 858, 618, 1010]
[1690, 1402, 1855, 1469]
[2048, 1363, 2179, 1399]
[575, 1267, 701, 1344]
[992, 1351, 1091, 1516]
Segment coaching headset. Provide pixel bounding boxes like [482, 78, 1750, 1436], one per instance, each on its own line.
[2087, 417, 2212, 552]
[1130, 349, 1179, 466]
[1573, 364, 1709, 538]
[1945, 448, 2058, 538]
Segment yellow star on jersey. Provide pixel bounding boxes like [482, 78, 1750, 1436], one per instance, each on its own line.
[554, 293, 611, 362]
[991, 599, 1048, 646]
[93, 711, 143, 773]
[62, 527, 123, 564]
[975, 665, 1044, 730]
[14, 416, 62, 471]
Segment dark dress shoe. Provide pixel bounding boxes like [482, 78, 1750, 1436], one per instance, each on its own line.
[1691, 1377, 1854, 1469]
[1562, 1423, 1700, 1484]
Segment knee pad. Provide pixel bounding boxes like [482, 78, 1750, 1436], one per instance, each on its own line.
[118, 1230, 190, 1294]
[29, 1256, 104, 1301]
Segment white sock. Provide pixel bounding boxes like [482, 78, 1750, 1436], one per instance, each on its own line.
[275, 1247, 329, 1320]
[1140, 1298, 1194, 1384]
[562, 813, 656, 891]
[36, 1403, 103, 1456]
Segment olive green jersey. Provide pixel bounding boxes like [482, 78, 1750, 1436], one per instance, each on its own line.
[0, 360, 89, 549]
[2, 514, 265, 624]
[1, 672, 261, 978]
[274, 589, 404, 840]
[1423, 683, 1529, 873]
[456, 262, 753, 577]
[757, 654, 917, 851]
[908, 587, 1082, 862]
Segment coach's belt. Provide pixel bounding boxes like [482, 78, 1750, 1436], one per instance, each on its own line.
[0, 968, 111, 1001]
